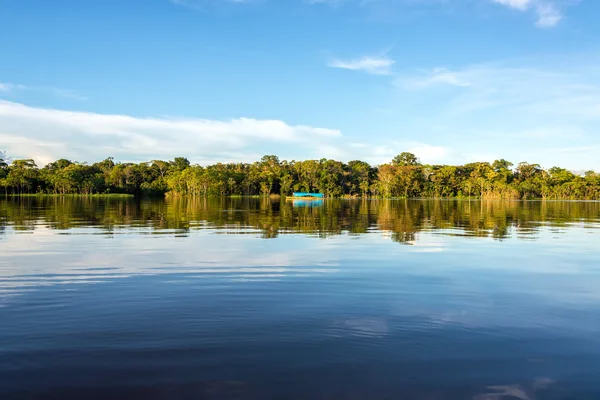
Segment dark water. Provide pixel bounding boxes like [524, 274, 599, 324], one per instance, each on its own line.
[1, 197, 600, 400]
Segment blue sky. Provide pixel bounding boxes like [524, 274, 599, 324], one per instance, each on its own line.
[0, 0, 599, 170]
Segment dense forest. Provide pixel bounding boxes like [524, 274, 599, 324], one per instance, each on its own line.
[1, 151, 599, 199]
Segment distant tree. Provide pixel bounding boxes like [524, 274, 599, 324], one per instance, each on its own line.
[7, 159, 39, 194]
[492, 159, 513, 172]
[171, 157, 191, 172]
[0, 152, 8, 193]
[151, 160, 170, 178]
[257, 155, 281, 195]
[392, 152, 419, 166]
[260, 155, 280, 167]
[548, 167, 575, 184]
[377, 164, 398, 198]
[348, 160, 373, 196]
[95, 157, 115, 172]
[515, 162, 542, 181]
[0, 153, 7, 174]
[45, 159, 73, 171]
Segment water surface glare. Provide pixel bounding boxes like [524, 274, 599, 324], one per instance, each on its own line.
[1, 198, 600, 399]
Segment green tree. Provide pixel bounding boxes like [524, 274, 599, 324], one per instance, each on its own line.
[0, 152, 9, 173]
[257, 155, 281, 195]
[396, 165, 422, 197]
[7, 159, 39, 194]
[377, 164, 398, 198]
[0, 152, 8, 195]
[171, 157, 191, 172]
[348, 160, 373, 197]
[492, 159, 513, 172]
[95, 157, 115, 172]
[151, 160, 170, 179]
[392, 152, 419, 166]
[318, 159, 345, 197]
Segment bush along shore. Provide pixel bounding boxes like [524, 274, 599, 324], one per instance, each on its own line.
[1, 153, 598, 200]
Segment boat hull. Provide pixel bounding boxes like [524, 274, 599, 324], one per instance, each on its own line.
[291, 192, 324, 199]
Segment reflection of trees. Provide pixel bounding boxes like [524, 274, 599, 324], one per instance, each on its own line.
[376, 200, 421, 244]
[0, 197, 598, 243]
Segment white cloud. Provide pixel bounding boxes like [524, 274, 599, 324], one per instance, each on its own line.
[400, 67, 471, 88]
[0, 100, 343, 165]
[407, 143, 451, 164]
[307, 0, 347, 7]
[328, 55, 395, 75]
[535, 3, 562, 27]
[170, 0, 253, 9]
[491, 0, 534, 11]
[353, 141, 452, 166]
[491, 0, 568, 28]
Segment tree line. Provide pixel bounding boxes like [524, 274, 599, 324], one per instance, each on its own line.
[1, 152, 598, 199]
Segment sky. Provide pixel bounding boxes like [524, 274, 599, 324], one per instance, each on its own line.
[0, 0, 599, 170]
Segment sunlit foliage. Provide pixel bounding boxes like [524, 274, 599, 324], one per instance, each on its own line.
[0, 152, 598, 200]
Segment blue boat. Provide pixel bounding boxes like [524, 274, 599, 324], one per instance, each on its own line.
[292, 192, 324, 198]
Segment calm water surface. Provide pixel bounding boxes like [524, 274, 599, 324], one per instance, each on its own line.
[1, 198, 600, 399]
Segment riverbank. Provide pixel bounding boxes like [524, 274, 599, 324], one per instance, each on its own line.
[4, 193, 600, 201]
[3, 193, 134, 198]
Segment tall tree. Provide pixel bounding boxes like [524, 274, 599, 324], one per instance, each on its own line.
[171, 157, 191, 172]
[0, 151, 8, 171]
[7, 159, 39, 194]
[392, 152, 420, 167]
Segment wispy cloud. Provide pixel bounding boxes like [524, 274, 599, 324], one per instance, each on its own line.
[170, 0, 253, 9]
[328, 47, 396, 75]
[0, 81, 86, 101]
[535, 3, 562, 27]
[491, 0, 569, 28]
[399, 67, 471, 88]
[399, 56, 600, 117]
[171, 0, 577, 28]
[390, 54, 600, 169]
[309, 0, 574, 28]
[431, 60, 600, 121]
[492, 0, 534, 11]
[0, 83, 27, 92]
[306, 0, 346, 8]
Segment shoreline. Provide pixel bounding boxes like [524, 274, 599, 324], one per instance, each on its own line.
[2, 194, 599, 202]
